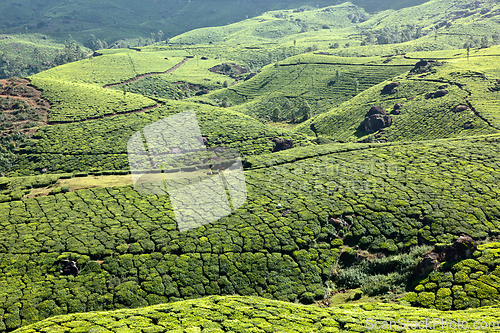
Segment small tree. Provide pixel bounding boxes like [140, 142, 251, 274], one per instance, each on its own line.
[157, 30, 164, 42]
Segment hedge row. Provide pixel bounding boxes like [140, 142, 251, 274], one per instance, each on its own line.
[407, 242, 500, 310]
[13, 295, 500, 333]
[10, 101, 314, 176]
[1, 135, 500, 329]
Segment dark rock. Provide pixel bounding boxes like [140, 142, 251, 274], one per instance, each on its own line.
[382, 82, 400, 94]
[365, 105, 386, 117]
[438, 85, 448, 89]
[427, 89, 448, 98]
[434, 89, 448, 97]
[453, 105, 469, 113]
[60, 260, 79, 276]
[201, 56, 208, 60]
[360, 114, 392, 133]
[413, 235, 476, 278]
[414, 252, 440, 278]
[195, 89, 210, 96]
[391, 103, 402, 115]
[443, 234, 476, 262]
[322, 24, 330, 29]
[414, 59, 429, 69]
[271, 138, 294, 152]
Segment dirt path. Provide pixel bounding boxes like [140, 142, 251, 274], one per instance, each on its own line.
[103, 58, 191, 89]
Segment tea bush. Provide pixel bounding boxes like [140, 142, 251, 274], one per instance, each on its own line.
[408, 242, 500, 310]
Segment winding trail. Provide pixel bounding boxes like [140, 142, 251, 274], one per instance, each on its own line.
[103, 58, 191, 89]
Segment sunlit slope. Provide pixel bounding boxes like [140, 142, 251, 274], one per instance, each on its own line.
[167, 0, 500, 57]
[29, 77, 157, 122]
[296, 47, 500, 142]
[169, 2, 367, 45]
[2, 135, 500, 329]
[12, 295, 500, 333]
[31, 49, 188, 86]
[194, 53, 415, 120]
[10, 101, 314, 176]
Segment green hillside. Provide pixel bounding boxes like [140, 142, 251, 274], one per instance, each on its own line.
[194, 53, 415, 121]
[3, 0, 500, 331]
[296, 46, 500, 142]
[2, 135, 500, 329]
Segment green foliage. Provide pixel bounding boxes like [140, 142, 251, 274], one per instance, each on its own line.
[13, 295, 500, 333]
[297, 49, 500, 142]
[199, 54, 414, 121]
[10, 101, 314, 175]
[0, 34, 87, 79]
[410, 243, 500, 310]
[33, 49, 187, 86]
[334, 245, 431, 295]
[29, 77, 157, 122]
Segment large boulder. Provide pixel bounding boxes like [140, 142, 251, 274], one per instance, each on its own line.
[412, 235, 476, 278]
[360, 114, 392, 133]
[366, 105, 386, 117]
[360, 106, 392, 133]
[271, 138, 293, 152]
[381, 82, 400, 94]
[414, 252, 440, 278]
[453, 105, 469, 113]
[443, 234, 476, 262]
[426, 89, 448, 98]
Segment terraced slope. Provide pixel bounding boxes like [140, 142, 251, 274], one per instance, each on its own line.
[10, 101, 314, 176]
[297, 46, 500, 142]
[195, 54, 415, 121]
[12, 295, 500, 333]
[2, 135, 500, 330]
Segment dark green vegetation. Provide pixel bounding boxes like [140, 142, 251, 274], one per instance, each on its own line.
[2, 0, 500, 331]
[408, 243, 500, 310]
[2, 135, 500, 329]
[0, 34, 88, 79]
[0, 1, 429, 44]
[12, 295, 500, 333]
[9, 101, 313, 176]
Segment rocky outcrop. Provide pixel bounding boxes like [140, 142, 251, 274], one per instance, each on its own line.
[359, 106, 392, 133]
[381, 82, 400, 94]
[271, 138, 293, 152]
[392, 103, 403, 115]
[413, 235, 476, 278]
[426, 89, 448, 99]
[453, 105, 469, 113]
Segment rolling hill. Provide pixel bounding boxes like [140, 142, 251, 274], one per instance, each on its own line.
[2, 0, 500, 331]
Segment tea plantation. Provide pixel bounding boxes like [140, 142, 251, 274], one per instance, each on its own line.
[408, 242, 500, 310]
[1, 134, 500, 330]
[12, 295, 500, 332]
[297, 47, 500, 142]
[3, 0, 500, 331]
